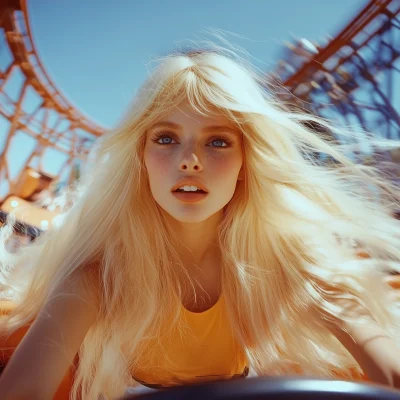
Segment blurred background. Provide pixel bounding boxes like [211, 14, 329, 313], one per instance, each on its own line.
[0, 0, 399, 246]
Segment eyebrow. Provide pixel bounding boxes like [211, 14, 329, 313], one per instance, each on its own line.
[150, 121, 240, 135]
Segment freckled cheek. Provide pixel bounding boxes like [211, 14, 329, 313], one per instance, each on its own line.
[145, 149, 174, 178]
[207, 153, 242, 182]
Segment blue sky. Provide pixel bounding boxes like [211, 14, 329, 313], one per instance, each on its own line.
[1, 0, 369, 188]
[28, 0, 366, 128]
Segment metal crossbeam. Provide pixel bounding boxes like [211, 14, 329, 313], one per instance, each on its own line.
[0, 0, 105, 203]
[276, 0, 400, 160]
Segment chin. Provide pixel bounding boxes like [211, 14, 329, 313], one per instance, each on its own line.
[168, 211, 213, 223]
[160, 205, 221, 224]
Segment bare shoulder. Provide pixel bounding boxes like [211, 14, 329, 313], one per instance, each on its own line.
[53, 257, 101, 305]
[0, 257, 102, 399]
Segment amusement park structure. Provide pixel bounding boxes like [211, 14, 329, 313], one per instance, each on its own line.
[0, 0, 104, 238]
[274, 0, 400, 166]
[0, 0, 399, 239]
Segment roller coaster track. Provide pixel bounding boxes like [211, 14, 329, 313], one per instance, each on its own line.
[279, 0, 400, 157]
[0, 0, 104, 201]
[0, 0, 399, 237]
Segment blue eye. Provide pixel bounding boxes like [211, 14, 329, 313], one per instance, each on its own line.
[210, 139, 227, 148]
[152, 134, 176, 145]
[158, 136, 173, 145]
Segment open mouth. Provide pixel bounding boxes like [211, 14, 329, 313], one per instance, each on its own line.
[172, 188, 209, 203]
[173, 188, 207, 194]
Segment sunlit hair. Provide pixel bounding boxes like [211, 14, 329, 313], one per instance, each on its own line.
[1, 44, 400, 399]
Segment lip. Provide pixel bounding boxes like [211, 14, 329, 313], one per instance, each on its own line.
[171, 177, 209, 193]
[172, 191, 209, 203]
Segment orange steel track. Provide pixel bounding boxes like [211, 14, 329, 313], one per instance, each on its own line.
[280, 0, 400, 146]
[285, 0, 397, 89]
[0, 0, 105, 201]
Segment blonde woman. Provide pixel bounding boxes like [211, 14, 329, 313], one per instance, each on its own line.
[0, 48, 399, 400]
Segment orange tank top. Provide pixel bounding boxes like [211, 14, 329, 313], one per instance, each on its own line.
[132, 295, 249, 388]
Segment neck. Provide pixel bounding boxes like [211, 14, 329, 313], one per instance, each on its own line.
[164, 211, 222, 268]
[163, 211, 223, 307]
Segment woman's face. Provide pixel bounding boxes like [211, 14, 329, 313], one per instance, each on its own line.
[144, 103, 244, 223]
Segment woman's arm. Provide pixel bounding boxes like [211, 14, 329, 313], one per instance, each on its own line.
[320, 286, 400, 388]
[0, 263, 100, 400]
[330, 319, 400, 388]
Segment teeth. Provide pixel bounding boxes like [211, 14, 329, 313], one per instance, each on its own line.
[176, 185, 204, 192]
[179, 185, 199, 192]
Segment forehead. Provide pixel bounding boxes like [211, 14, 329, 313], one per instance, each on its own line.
[150, 103, 239, 134]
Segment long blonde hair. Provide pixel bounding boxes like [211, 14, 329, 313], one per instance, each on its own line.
[1, 45, 400, 399]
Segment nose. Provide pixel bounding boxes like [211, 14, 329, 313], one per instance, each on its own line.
[179, 152, 203, 172]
